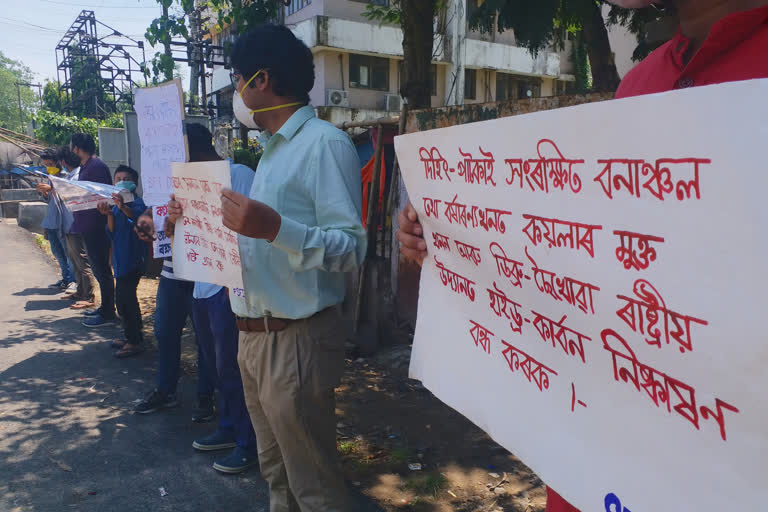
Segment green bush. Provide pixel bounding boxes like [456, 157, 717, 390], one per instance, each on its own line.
[33, 110, 125, 153]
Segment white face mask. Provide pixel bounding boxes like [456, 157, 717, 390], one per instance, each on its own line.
[233, 90, 260, 129]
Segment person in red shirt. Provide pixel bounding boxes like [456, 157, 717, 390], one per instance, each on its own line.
[396, 1, 768, 511]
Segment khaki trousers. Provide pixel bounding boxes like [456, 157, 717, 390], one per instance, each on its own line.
[238, 307, 349, 512]
[64, 233, 94, 301]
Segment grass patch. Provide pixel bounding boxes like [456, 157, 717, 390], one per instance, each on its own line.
[389, 447, 410, 465]
[404, 472, 448, 498]
[337, 440, 359, 456]
[34, 234, 48, 249]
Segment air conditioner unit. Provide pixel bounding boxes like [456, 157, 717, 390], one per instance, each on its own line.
[326, 89, 349, 107]
[385, 94, 402, 112]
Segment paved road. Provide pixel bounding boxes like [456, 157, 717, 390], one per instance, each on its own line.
[0, 220, 271, 512]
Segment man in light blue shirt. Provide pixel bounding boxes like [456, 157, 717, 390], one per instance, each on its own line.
[219, 26, 366, 512]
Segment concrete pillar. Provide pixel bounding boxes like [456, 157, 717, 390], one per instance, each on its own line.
[445, 0, 466, 106]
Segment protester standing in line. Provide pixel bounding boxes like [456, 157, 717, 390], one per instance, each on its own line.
[36, 149, 75, 292]
[395, 2, 768, 510]
[222, 25, 366, 511]
[165, 123, 259, 474]
[96, 165, 147, 358]
[69, 133, 117, 327]
[59, 147, 95, 307]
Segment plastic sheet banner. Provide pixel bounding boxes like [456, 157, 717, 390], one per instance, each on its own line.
[394, 79, 768, 512]
[50, 176, 133, 212]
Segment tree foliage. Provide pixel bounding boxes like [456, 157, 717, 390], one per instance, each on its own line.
[0, 51, 37, 133]
[145, 0, 286, 82]
[42, 81, 65, 114]
[32, 110, 124, 153]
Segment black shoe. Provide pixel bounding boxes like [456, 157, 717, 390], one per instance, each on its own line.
[134, 389, 178, 414]
[192, 394, 216, 423]
[50, 279, 66, 289]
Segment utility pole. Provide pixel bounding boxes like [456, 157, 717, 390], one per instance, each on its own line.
[188, 6, 202, 114]
[162, 4, 173, 81]
[15, 83, 23, 131]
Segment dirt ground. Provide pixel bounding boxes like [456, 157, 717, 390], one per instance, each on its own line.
[42, 233, 547, 512]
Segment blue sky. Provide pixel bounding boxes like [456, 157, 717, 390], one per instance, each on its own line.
[1, 0, 188, 88]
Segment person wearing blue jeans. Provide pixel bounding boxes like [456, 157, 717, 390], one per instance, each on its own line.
[134, 257, 194, 413]
[165, 123, 258, 473]
[191, 285, 258, 473]
[37, 149, 75, 290]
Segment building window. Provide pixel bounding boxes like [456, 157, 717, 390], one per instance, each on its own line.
[517, 79, 541, 99]
[350, 55, 390, 91]
[464, 69, 477, 100]
[399, 62, 437, 97]
[496, 72, 516, 101]
[286, 0, 311, 16]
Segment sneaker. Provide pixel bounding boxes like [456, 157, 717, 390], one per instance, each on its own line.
[59, 280, 73, 290]
[192, 430, 237, 452]
[82, 313, 117, 328]
[134, 389, 179, 414]
[50, 279, 66, 289]
[83, 308, 102, 317]
[192, 395, 216, 423]
[212, 447, 259, 474]
[63, 282, 78, 295]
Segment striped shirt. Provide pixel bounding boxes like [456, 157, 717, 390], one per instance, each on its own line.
[161, 257, 188, 281]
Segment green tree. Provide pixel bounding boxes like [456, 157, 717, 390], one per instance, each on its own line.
[469, 1, 667, 92]
[0, 51, 37, 133]
[32, 110, 124, 153]
[42, 81, 65, 114]
[144, 0, 284, 83]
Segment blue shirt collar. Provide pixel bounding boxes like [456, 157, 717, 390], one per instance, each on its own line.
[260, 105, 315, 146]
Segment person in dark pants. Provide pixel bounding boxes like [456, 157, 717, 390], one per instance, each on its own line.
[70, 133, 117, 327]
[96, 165, 147, 358]
[166, 123, 258, 474]
[133, 255, 193, 413]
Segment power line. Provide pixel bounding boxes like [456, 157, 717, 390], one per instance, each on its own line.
[37, 0, 160, 8]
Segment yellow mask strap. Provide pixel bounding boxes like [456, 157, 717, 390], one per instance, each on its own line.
[238, 70, 262, 95]
[250, 102, 303, 114]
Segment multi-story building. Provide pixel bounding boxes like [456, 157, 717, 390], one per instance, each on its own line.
[206, 0, 634, 126]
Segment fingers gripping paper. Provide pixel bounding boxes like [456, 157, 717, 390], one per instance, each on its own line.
[170, 161, 243, 290]
[394, 79, 768, 511]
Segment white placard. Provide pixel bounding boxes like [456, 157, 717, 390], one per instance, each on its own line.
[152, 205, 171, 258]
[134, 79, 188, 206]
[170, 161, 243, 289]
[394, 79, 768, 512]
[50, 176, 133, 212]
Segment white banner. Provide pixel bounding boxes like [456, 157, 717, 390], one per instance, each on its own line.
[134, 79, 188, 206]
[394, 79, 768, 511]
[170, 161, 243, 290]
[50, 175, 133, 212]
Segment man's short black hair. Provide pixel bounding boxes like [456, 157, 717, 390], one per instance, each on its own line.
[59, 147, 81, 169]
[231, 25, 314, 105]
[186, 122, 215, 153]
[70, 133, 96, 155]
[114, 164, 139, 183]
[40, 149, 59, 163]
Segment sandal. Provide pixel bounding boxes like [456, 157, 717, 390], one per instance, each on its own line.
[71, 301, 96, 310]
[114, 345, 143, 359]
